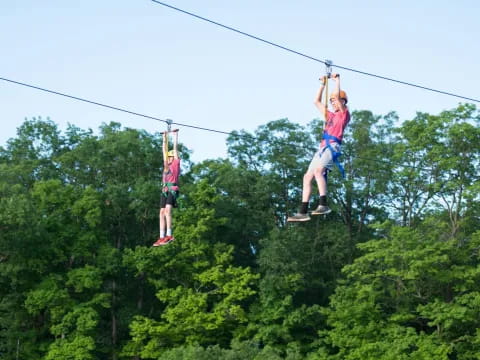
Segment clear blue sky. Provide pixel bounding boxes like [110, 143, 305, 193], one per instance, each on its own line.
[1, 0, 478, 162]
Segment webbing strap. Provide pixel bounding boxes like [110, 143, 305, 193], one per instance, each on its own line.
[325, 77, 329, 111]
[322, 132, 345, 178]
[162, 182, 179, 197]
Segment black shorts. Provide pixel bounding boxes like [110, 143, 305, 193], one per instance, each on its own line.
[160, 191, 179, 208]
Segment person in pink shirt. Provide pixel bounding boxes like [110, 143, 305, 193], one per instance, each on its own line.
[153, 130, 180, 246]
[288, 73, 350, 222]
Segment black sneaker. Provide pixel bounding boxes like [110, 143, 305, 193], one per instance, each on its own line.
[287, 213, 311, 222]
[311, 205, 332, 215]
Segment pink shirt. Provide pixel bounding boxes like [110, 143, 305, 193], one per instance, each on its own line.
[162, 158, 180, 191]
[320, 108, 350, 147]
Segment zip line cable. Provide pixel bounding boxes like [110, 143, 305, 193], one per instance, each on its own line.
[0, 77, 230, 136]
[149, 0, 480, 104]
[0, 76, 437, 172]
[152, 0, 326, 65]
[1, 77, 167, 124]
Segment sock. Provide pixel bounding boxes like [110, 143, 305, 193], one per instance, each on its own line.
[319, 196, 327, 206]
[166, 228, 172, 237]
[160, 228, 165, 238]
[300, 202, 308, 214]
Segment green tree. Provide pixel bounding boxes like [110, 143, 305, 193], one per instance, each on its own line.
[316, 223, 480, 360]
[386, 104, 479, 229]
[122, 179, 258, 359]
[227, 118, 313, 226]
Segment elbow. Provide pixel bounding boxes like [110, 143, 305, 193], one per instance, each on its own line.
[314, 100, 324, 111]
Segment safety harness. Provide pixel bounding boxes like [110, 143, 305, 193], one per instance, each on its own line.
[321, 61, 346, 179]
[162, 182, 179, 197]
[162, 120, 180, 197]
[322, 131, 345, 178]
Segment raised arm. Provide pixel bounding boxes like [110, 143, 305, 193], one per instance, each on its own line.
[162, 131, 168, 166]
[172, 130, 179, 160]
[314, 76, 328, 120]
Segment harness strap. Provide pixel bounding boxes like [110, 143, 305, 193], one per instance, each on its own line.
[162, 182, 179, 197]
[322, 131, 345, 178]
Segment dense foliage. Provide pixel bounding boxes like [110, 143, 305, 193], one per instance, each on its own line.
[0, 104, 479, 359]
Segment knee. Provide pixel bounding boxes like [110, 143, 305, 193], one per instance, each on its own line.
[303, 172, 313, 183]
[160, 208, 165, 217]
[314, 168, 325, 179]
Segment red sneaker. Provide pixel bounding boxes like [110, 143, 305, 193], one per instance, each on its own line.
[162, 235, 175, 244]
[152, 237, 165, 247]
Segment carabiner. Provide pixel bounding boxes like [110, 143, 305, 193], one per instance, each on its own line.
[166, 118, 173, 133]
[325, 59, 333, 79]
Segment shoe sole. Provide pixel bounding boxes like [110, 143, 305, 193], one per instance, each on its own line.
[311, 209, 332, 216]
[161, 238, 175, 245]
[287, 217, 311, 222]
[152, 239, 173, 247]
[152, 241, 173, 247]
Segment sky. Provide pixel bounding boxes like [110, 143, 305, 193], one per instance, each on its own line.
[1, 0, 478, 163]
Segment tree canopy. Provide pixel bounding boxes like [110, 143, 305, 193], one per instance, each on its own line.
[0, 104, 479, 359]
